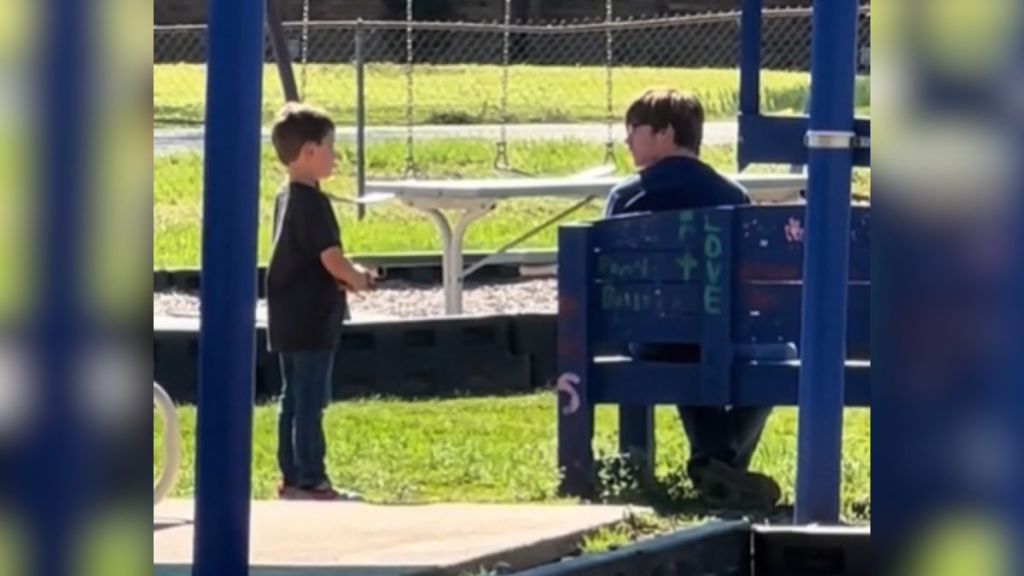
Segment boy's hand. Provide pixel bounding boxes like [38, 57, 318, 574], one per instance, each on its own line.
[354, 265, 376, 291]
[348, 273, 370, 292]
[320, 247, 377, 292]
[343, 265, 376, 292]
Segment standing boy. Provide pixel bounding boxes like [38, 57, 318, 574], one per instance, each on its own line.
[266, 103, 374, 500]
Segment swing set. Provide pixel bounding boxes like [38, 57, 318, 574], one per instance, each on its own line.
[279, 0, 621, 179]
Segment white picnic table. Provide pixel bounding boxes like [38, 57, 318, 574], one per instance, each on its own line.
[359, 171, 807, 315]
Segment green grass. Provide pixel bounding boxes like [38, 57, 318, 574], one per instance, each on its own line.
[0, 513, 23, 576]
[0, 133, 30, 323]
[0, 509, 148, 576]
[154, 64, 871, 127]
[154, 393, 871, 524]
[154, 139, 871, 268]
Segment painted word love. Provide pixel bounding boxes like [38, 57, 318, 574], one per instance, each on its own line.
[677, 212, 723, 314]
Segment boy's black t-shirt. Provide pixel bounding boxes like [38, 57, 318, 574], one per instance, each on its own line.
[604, 155, 750, 217]
[266, 182, 346, 352]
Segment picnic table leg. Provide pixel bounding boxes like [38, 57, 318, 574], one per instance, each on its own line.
[412, 208, 456, 313]
[450, 205, 493, 313]
[410, 205, 491, 315]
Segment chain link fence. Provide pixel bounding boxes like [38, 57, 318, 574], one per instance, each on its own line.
[153, 7, 870, 266]
[154, 6, 870, 128]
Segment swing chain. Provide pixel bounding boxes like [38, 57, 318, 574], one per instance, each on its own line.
[603, 0, 616, 165]
[300, 0, 310, 101]
[494, 0, 512, 172]
[403, 0, 416, 178]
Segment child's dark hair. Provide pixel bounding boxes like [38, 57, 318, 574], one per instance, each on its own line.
[625, 89, 704, 154]
[270, 103, 335, 165]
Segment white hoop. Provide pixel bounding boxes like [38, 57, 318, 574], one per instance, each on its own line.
[154, 381, 181, 505]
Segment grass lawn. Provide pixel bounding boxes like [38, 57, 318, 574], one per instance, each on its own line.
[0, 133, 28, 324]
[154, 64, 871, 127]
[0, 508, 151, 576]
[154, 139, 871, 268]
[0, 516, 21, 576]
[154, 393, 871, 524]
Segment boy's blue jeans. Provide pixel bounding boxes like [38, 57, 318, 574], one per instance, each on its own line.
[678, 405, 772, 475]
[628, 343, 772, 475]
[277, 348, 335, 489]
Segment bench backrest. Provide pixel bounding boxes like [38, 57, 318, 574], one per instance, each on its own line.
[559, 205, 870, 363]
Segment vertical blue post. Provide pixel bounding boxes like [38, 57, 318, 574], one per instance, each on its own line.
[192, 0, 264, 572]
[31, 0, 88, 572]
[794, 0, 858, 524]
[1008, 43, 1024, 570]
[737, 0, 762, 171]
[557, 225, 596, 498]
[738, 0, 762, 118]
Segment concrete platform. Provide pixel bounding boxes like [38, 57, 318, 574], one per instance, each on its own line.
[154, 499, 645, 576]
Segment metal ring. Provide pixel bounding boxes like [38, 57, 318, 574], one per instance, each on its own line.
[805, 130, 857, 150]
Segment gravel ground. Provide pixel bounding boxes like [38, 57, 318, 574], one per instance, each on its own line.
[153, 278, 557, 320]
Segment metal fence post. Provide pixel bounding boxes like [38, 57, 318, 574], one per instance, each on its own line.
[355, 20, 367, 220]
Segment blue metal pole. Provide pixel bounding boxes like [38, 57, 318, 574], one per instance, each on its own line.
[31, 0, 89, 572]
[738, 0, 762, 118]
[1009, 42, 1024, 570]
[192, 0, 264, 571]
[794, 0, 858, 524]
[737, 0, 762, 171]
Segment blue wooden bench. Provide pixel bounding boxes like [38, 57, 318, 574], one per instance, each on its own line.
[555, 205, 870, 496]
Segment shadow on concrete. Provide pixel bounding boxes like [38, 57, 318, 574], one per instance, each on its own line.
[154, 517, 193, 532]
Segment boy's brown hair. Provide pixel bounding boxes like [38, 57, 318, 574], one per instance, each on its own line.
[270, 102, 336, 165]
[625, 88, 704, 154]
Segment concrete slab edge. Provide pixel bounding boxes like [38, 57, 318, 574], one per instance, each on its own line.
[424, 514, 638, 576]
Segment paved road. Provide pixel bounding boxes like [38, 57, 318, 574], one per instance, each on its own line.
[154, 121, 740, 156]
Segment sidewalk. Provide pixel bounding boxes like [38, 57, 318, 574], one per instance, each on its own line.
[154, 499, 647, 575]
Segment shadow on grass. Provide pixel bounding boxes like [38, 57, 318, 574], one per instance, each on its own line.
[590, 452, 797, 525]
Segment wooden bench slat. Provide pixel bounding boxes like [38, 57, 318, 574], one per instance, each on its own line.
[590, 207, 870, 282]
[735, 282, 871, 359]
[590, 360, 870, 407]
[733, 207, 871, 282]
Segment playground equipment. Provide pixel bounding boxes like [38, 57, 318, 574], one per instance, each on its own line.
[395, 0, 620, 179]
[191, 0, 264, 572]
[555, 205, 871, 500]
[187, 0, 869, 572]
[268, 0, 623, 180]
[154, 381, 181, 505]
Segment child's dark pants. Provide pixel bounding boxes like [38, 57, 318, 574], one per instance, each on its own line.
[277, 348, 335, 489]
